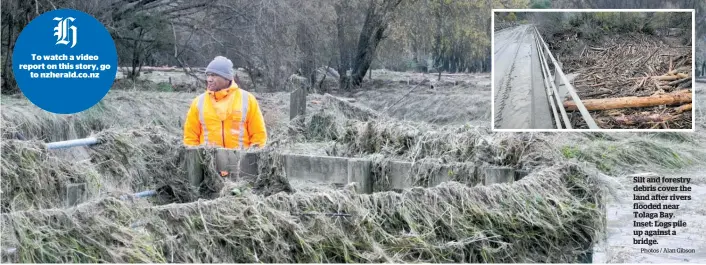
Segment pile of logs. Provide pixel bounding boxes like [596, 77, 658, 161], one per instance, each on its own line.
[563, 89, 692, 111]
[563, 89, 692, 127]
[649, 69, 692, 90]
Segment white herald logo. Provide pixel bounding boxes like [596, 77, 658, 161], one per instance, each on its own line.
[53, 17, 77, 48]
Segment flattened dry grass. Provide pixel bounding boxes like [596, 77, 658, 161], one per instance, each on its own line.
[2, 163, 607, 263]
[0, 127, 202, 212]
[325, 118, 556, 171]
[0, 139, 101, 213]
[560, 134, 705, 173]
[1, 91, 193, 142]
[1, 89, 295, 144]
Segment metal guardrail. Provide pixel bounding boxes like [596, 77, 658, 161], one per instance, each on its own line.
[532, 26, 599, 129]
[533, 28, 568, 129]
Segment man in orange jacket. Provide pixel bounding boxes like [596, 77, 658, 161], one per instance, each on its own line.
[183, 56, 267, 149]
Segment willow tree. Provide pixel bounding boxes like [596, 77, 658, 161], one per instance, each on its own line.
[426, 0, 529, 77]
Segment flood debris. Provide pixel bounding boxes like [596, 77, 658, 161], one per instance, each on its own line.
[1, 163, 607, 263]
[550, 34, 693, 129]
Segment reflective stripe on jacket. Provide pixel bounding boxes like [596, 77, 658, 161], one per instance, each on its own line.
[183, 81, 267, 149]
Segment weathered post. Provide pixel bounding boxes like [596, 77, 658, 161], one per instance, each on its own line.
[185, 147, 204, 193]
[289, 88, 307, 136]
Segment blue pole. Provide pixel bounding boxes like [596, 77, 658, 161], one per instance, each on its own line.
[134, 190, 157, 198]
[119, 190, 157, 200]
[46, 137, 99, 150]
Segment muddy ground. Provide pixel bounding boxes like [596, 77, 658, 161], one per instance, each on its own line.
[353, 71, 492, 126]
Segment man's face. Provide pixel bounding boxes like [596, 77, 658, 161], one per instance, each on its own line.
[206, 73, 230, 91]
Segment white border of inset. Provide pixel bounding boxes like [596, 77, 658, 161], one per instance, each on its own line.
[491, 8, 696, 132]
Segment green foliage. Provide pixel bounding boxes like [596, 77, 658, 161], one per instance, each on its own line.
[558, 12, 691, 42]
[535, 12, 687, 42]
[559, 137, 703, 174]
[561, 145, 579, 159]
[157, 82, 173, 92]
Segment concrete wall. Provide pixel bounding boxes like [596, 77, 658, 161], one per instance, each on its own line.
[200, 149, 516, 194]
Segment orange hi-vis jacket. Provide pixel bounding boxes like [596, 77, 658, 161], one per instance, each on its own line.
[183, 81, 267, 149]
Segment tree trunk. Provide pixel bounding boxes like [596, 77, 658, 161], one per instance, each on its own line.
[411, 39, 421, 72]
[434, 1, 443, 79]
[350, 1, 383, 87]
[296, 24, 315, 91]
[1, 12, 17, 94]
[129, 28, 144, 80]
[1, 0, 31, 94]
[335, 2, 350, 90]
[563, 91, 692, 111]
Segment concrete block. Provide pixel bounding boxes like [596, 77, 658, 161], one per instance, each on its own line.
[348, 158, 372, 193]
[214, 148, 241, 179]
[388, 161, 413, 190]
[428, 165, 453, 186]
[239, 151, 262, 180]
[285, 154, 348, 184]
[515, 169, 529, 181]
[409, 162, 478, 188]
[482, 166, 515, 185]
[406, 163, 446, 187]
[451, 163, 481, 186]
[65, 183, 86, 207]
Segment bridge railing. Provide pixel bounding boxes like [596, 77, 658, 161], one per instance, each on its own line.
[532, 26, 599, 129]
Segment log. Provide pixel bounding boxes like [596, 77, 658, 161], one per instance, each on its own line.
[653, 73, 689, 81]
[583, 88, 612, 97]
[563, 92, 692, 111]
[603, 113, 679, 126]
[668, 77, 691, 86]
[675, 104, 692, 113]
[653, 75, 680, 81]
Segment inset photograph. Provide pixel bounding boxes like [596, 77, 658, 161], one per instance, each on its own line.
[492, 10, 694, 130]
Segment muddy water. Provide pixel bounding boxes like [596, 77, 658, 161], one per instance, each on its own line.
[594, 166, 706, 263]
